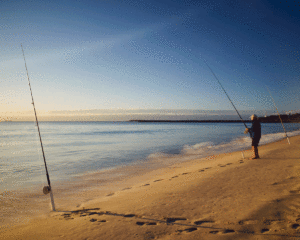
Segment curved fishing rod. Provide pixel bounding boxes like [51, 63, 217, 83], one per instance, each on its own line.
[204, 61, 248, 129]
[266, 86, 290, 145]
[21, 44, 56, 211]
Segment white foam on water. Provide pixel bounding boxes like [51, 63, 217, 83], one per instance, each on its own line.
[183, 141, 215, 150]
[147, 152, 172, 159]
[260, 129, 300, 145]
[179, 129, 300, 158]
[181, 141, 215, 156]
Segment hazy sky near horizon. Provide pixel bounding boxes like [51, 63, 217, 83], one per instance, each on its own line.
[1, 0, 300, 120]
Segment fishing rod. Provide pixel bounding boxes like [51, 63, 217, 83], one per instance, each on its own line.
[204, 61, 251, 159]
[21, 44, 56, 211]
[266, 86, 290, 145]
[204, 61, 248, 129]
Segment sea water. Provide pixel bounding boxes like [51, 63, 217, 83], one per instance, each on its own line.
[1, 121, 300, 192]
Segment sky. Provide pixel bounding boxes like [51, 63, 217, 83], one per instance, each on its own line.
[1, 0, 300, 121]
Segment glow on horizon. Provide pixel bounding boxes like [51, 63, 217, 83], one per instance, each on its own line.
[1, 109, 279, 122]
[1, 0, 300, 117]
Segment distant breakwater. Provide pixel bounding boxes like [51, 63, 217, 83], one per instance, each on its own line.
[130, 120, 252, 123]
[130, 117, 300, 123]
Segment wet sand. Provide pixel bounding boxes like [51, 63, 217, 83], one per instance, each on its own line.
[1, 135, 300, 239]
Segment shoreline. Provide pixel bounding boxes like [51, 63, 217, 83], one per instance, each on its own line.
[2, 135, 300, 239]
[3, 123, 299, 193]
[1, 142, 251, 228]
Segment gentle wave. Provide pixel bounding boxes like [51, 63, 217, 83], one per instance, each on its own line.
[181, 129, 300, 157]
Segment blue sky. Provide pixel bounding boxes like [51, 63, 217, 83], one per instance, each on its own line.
[1, 0, 300, 120]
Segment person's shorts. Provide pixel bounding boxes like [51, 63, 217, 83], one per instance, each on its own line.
[252, 137, 260, 147]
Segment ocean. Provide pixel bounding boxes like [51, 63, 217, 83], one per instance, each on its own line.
[1, 121, 300, 192]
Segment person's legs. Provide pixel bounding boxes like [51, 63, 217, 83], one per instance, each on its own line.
[251, 139, 259, 159]
[254, 146, 259, 159]
[251, 146, 256, 159]
[250, 146, 259, 159]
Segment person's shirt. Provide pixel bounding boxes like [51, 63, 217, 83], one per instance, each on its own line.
[249, 120, 261, 139]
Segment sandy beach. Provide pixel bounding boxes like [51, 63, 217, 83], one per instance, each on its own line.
[1, 135, 300, 240]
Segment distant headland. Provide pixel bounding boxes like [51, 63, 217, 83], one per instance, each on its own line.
[258, 113, 300, 123]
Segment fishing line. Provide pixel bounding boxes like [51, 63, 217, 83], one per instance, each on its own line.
[266, 86, 291, 145]
[33, 126, 46, 187]
[21, 44, 56, 211]
[204, 61, 248, 129]
[204, 61, 252, 159]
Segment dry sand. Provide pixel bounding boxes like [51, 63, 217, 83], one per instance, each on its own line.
[1, 135, 300, 239]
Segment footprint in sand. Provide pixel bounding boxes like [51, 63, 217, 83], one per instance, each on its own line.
[136, 222, 157, 226]
[261, 228, 269, 233]
[61, 208, 103, 220]
[90, 218, 106, 223]
[198, 169, 205, 172]
[142, 183, 150, 187]
[164, 217, 187, 224]
[291, 223, 300, 229]
[289, 185, 300, 193]
[177, 227, 197, 233]
[222, 229, 235, 234]
[106, 192, 115, 196]
[154, 179, 163, 182]
[169, 175, 178, 181]
[194, 220, 215, 225]
[218, 163, 232, 167]
[182, 172, 190, 175]
[122, 187, 132, 191]
[123, 214, 135, 218]
[209, 229, 235, 234]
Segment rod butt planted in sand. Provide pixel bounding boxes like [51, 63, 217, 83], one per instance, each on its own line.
[50, 190, 56, 211]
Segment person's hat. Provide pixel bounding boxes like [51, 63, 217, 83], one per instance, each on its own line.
[251, 114, 257, 120]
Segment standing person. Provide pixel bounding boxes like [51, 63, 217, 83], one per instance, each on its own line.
[245, 114, 261, 159]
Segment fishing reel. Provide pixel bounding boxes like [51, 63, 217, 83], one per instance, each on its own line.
[43, 185, 51, 195]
